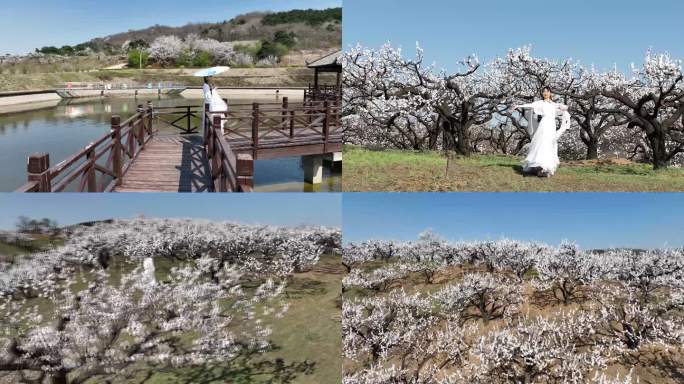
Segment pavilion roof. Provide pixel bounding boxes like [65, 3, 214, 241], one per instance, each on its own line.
[307, 50, 342, 69]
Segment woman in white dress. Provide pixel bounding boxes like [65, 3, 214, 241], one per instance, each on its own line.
[513, 87, 571, 177]
[202, 77, 213, 130]
[209, 84, 228, 133]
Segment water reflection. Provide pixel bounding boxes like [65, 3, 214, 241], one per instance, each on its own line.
[0, 96, 341, 192]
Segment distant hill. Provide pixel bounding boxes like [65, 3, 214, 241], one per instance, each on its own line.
[85, 8, 341, 52]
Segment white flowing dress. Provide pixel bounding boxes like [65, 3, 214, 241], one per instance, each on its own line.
[208, 88, 228, 132]
[202, 83, 212, 129]
[517, 100, 570, 175]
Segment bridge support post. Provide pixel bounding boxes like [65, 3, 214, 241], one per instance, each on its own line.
[146, 101, 153, 135]
[111, 116, 123, 186]
[27, 153, 51, 192]
[186, 106, 191, 134]
[303, 155, 323, 184]
[137, 105, 146, 150]
[86, 148, 97, 192]
[204, 104, 211, 154]
[236, 154, 254, 192]
[324, 152, 343, 164]
[323, 100, 330, 152]
[282, 97, 288, 134]
[252, 103, 259, 158]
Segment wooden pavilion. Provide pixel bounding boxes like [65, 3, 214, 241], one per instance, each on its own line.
[305, 50, 342, 102]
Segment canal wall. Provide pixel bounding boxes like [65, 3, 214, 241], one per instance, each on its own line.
[0, 87, 307, 114]
[181, 87, 305, 101]
[0, 90, 61, 114]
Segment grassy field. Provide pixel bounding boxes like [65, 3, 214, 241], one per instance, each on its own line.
[0, 234, 62, 259]
[343, 146, 684, 192]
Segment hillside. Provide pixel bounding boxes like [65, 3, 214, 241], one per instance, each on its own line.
[86, 7, 341, 52]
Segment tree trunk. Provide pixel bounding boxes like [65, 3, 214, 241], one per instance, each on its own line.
[50, 371, 68, 384]
[649, 129, 668, 170]
[585, 139, 599, 160]
[442, 123, 457, 152]
[455, 124, 471, 156]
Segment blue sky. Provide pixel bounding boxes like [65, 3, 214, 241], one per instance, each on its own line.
[343, 0, 684, 72]
[0, 193, 341, 229]
[343, 193, 684, 249]
[1, 0, 341, 55]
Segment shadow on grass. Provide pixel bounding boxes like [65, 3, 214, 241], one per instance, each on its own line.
[511, 164, 525, 175]
[146, 345, 316, 384]
[286, 278, 327, 298]
[495, 163, 531, 177]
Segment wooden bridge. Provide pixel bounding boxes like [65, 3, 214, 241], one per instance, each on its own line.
[16, 98, 342, 193]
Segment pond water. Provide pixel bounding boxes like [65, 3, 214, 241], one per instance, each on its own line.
[0, 96, 341, 192]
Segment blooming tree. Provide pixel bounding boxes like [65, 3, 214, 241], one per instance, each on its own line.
[343, 43, 441, 150]
[148, 35, 184, 66]
[0, 260, 284, 384]
[343, 232, 683, 383]
[473, 312, 606, 384]
[345, 44, 684, 168]
[597, 51, 684, 169]
[435, 273, 522, 323]
[0, 219, 339, 383]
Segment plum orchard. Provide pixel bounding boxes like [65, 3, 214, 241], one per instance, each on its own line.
[342, 234, 684, 384]
[0, 218, 340, 384]
[343, 44, 684, 169]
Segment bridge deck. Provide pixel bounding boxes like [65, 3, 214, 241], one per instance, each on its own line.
[17, 99, 342, 193]
[114, 135, 212, 192]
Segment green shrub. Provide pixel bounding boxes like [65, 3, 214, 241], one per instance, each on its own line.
[60, 45, 74, 55]
[128, 39, 149, 50]
[274, 31, 297, 48]
[127, 50, 150, 69]
[176, 51, 193, 68]
[234, 42, 261, 57]
[261, 7, 342, 26]
[36, 46, 62, 55]
[192, 51, 213, 67]
[257, 41, 289, 60]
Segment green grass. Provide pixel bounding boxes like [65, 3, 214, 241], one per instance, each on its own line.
[0, 242, 25, 258]
[0, 235, 63, 260]
[343, 146, 684, 192]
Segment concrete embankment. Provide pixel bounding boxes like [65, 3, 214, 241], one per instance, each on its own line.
[0, 90, 61, 114]
[0, 87, 307, 114]
[181, 87, 305, 101]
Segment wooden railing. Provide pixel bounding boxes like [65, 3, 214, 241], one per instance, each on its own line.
[304, 84, 341, 102]
[153, 105, 201, 134]
[203, 97, 341, 192]
[17, 103, 155, 192]
[204, 107, 252, 192]
[218, 97, 342, 155]
[17, 98, 341, 193]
